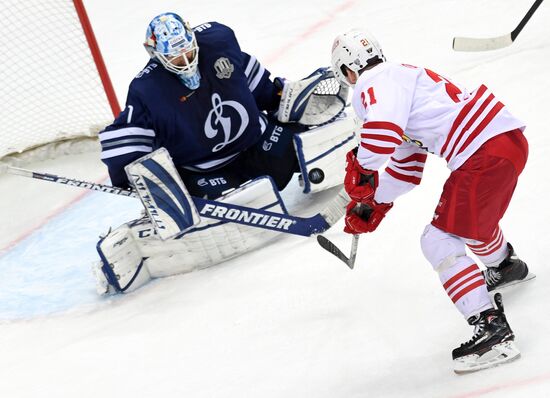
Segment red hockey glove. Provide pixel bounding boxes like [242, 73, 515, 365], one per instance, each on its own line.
[343, 200, 393, 234]
[344, 148, 378, 203]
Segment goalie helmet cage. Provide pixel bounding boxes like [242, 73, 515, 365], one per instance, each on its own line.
[0, 0, 120, 166]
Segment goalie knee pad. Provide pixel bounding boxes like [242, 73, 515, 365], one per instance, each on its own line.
[420, 224, 467, 271]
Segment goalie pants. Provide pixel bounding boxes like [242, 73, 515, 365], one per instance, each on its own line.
[178, 117, 307, 198]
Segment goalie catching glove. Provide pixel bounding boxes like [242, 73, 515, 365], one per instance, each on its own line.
[276, 67, 349, 126]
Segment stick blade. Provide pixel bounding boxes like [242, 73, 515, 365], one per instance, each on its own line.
[453, 34, 513, 52]
[316, 235, 354, 269]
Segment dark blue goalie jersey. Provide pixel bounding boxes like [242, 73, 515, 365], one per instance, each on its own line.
[99, 22, 280, 188]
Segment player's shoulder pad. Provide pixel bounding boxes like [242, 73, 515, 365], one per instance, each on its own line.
[128, 59, 162, 99]
[133, 59, 161, 81]
[360, 62, 418, 92]
[193, 21, 238, 49]
[392, 62, 424, 78]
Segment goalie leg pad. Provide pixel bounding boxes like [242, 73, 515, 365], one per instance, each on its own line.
[294, 114, 357, 193]
[95, 224, 151, 294]
[125, 147, 201, 240]
[143, 176, 288, 278]
[94, 176, 287, 294]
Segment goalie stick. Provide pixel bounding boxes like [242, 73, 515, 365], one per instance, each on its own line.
[453, 0, 544, 52]
[7, 166, 341, 237]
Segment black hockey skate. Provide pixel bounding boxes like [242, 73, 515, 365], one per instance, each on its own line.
[483, 243, 531, 291]
[453, 293, 520, 374]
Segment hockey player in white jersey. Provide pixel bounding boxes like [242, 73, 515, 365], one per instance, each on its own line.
[331, 29, 531, 373]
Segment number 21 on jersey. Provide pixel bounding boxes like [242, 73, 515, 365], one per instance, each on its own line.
[361, 86, 377, 108]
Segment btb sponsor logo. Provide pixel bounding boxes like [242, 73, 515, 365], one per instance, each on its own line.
[197, 177, 228, 187]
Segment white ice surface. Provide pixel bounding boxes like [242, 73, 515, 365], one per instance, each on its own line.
[1, 0, 549, 397]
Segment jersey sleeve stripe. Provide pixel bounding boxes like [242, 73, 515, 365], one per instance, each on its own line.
[385, 166, 422, 185]
[360, 133, 403, 146]
[390, 153, 427, 164]
[244, 55, 266, 92]
[360, 142, 396, 154]
[101, 137, 154, 150]
[244, 55, 257, 77]
[440, 85, 487, 155]
[99, 127, 155, 141]
[392, 164, 424, 172]
[363, 121, 404, 137]
[100, 145, 153, 160]
[248, 64, 266, 92]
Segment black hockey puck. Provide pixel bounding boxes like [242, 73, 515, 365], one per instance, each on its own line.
[308, 168, 325, 184]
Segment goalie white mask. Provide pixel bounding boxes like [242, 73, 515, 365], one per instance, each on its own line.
[144, 12, 201, 89]
[331, 28, 385, 87]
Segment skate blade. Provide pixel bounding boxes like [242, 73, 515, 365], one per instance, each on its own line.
[453, 341, 520, 374]
[491, 272, 536, 292]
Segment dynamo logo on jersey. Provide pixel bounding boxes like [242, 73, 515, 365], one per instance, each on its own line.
[205, 93, 249, 152]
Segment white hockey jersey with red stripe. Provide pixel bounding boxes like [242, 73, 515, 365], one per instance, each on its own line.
[351, 62, 525, 204]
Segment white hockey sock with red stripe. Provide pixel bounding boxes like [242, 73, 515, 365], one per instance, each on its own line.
[464, 227, 508, 268]
[439, 256, 493, 319]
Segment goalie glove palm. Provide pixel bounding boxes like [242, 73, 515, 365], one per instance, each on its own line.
[277, 67, 348, 126]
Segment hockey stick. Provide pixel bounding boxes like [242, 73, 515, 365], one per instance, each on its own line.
[317, 234, 359, 269]
[453, 0, 544, 51]
[7, 166, 342, 237]
[316, 203, 370, 268]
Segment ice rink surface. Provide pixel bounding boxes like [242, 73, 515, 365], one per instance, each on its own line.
[1, 0, 549, 397]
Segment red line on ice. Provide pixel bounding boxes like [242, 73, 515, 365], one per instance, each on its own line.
[264, 0, 358, 64]
[450, 371, 550, 398]
[0, 174, 108, 257]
